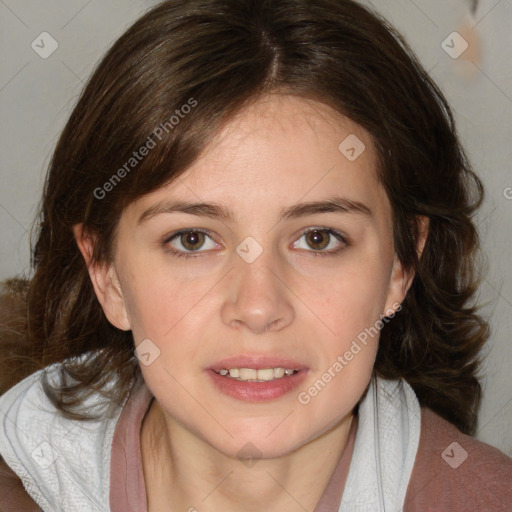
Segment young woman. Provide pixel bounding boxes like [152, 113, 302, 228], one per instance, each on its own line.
[1, 0, 511, 510]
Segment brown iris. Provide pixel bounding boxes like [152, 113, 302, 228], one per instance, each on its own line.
[180, 231, 206, 251]
[305, 230, 329, 250]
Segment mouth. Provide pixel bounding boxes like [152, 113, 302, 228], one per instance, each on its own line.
[213, 367, 300, 382]
[206, 356, 308, 402]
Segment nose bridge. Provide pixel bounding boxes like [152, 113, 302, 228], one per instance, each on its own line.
[220, 240, 294, 333]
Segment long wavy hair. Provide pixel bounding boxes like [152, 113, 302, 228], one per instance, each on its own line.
[0, 0, 489, 434]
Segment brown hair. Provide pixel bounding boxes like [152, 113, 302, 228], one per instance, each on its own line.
[0, 0, 489, 434]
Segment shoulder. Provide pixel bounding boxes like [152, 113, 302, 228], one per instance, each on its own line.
[404, 406, 512, 511]
[0, 354, 128, 511]
[0, 366, 68, 511]
[0, 455, 42, 512]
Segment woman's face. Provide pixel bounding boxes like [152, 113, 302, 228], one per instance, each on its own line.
[86, 94, 412, 458]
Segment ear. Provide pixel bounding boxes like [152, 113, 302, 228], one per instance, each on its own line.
[383, 215, 429, 316]
[72, 223, 131, 331]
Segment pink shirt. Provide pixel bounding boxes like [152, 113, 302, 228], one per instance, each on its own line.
[109, 377, 358, 511]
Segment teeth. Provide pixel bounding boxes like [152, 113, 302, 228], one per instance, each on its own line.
[255, 368, 273, 380]
[216, 367, 297, 382]
[239, 368, 257, 380]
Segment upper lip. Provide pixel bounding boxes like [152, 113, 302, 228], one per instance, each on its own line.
[208, 355, 308, 371]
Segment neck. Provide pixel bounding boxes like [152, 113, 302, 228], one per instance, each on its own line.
[141, 400, 356, 512]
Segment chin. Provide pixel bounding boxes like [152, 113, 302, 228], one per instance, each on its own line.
[199, 428, 296, 461]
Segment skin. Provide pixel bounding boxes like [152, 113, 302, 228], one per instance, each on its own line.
[74, 94, 427, 511]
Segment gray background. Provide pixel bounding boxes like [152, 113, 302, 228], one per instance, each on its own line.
[1, 0, 511, 455]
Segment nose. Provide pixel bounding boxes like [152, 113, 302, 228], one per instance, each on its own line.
[220, 247, 295, 334]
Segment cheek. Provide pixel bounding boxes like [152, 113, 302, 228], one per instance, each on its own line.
[297, 267, 385, 423]
[120, 260, 216, 344]
[117, 259, 173, 339]
[295, 324, 378, 440]
[308, 256, 392, 340]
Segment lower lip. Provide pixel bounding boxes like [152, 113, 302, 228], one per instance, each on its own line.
[206, 369, 309, 402]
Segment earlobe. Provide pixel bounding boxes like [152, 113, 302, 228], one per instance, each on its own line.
[72, 223, 131, 331]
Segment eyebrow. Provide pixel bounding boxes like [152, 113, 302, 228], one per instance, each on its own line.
[137, 196, 372, 225]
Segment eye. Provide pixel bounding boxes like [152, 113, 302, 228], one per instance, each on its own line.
[293, 228, 348, 255]
[163, 229, 218, 257]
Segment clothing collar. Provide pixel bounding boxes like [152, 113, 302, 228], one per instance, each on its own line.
[339, 374, 421, 511]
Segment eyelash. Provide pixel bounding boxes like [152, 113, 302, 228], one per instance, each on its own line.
[161, 227, 349, 259]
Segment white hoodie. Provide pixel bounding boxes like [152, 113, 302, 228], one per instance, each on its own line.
[0, 358, 122, 512]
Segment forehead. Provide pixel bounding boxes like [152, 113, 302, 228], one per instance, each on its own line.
[192, 94, 374, 174]
[126, 94, 392, 225]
